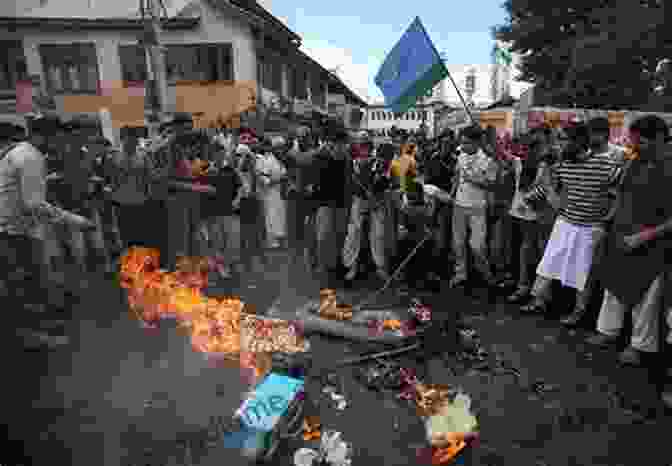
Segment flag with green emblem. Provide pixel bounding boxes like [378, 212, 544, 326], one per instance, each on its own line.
[494, 43, 513, 66]
[374, 17, 448, 114]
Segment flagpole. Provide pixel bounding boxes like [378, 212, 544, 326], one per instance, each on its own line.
[442, 60, 475, 125]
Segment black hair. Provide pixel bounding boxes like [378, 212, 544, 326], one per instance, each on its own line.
[333, 129, 349, 143]
[378, 143, 396, 161]
[519, 141, 544, 191]
[29, 114, 63, 136]
[629, 115, 668, 140]
[0, 123, 26, 142]
[587, 117, 610, 134]
[562, 122, 590, 162]
[529, 125, 552, 137]
[460, 124, 483, 141]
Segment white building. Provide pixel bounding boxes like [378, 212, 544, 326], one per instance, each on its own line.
[417, 60, 532, 109]
[364, 103, 441, 138]
[0, 0, 366, 130]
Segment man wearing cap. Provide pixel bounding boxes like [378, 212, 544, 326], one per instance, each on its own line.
[1, 114, 95, 349]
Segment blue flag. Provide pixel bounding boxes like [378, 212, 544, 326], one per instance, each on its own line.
[375, 17, 448, 114]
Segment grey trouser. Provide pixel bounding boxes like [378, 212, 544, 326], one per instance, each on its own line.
[342, 196, 393, 271]
[452, 205, 492, 282]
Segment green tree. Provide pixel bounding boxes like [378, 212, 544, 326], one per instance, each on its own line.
[493, 0, 672, 109]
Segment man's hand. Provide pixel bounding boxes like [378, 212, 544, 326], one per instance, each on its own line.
[621, 232, 650, 252]
[67, 212, 97, 230]
[422, 184, 439, 198]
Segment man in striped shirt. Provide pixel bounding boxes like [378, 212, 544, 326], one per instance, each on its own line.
[521, 119, 623, 324]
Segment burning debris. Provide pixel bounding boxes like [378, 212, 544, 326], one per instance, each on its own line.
[119, 247, 308, 363]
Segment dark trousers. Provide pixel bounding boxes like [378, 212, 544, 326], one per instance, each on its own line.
[0, 232, 51, 309]
[432, 203, 453, 276]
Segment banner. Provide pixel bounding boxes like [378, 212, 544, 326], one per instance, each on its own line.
[375, 17, 448, 114]
[174, 80, 257, 128]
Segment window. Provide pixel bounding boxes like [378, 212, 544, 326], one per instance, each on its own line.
[0, 41, 28, 93]
[258, 55, 283, 94]
[404, 112, 409, 120]
[119, 45, 148, 84]
[40, 43, 99, 94]
[311, 75, 325, 107]
[370, 112, 376, 120]
[165, 44, 233, 83]
[288, 66, 307, 100]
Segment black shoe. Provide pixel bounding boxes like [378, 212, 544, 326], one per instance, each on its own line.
[506, 288, 530, 304]
[17, 329, 69, 351]
[449, 277, 467, 289]
[560, 307, 588, 327]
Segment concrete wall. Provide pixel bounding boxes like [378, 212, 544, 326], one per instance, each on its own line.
[12, 0, 257, 116]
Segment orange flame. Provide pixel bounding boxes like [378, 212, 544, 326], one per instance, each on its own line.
[119, 247, 306, 365]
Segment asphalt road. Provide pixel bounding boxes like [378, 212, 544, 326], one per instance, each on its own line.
[4, 245, 672, 466]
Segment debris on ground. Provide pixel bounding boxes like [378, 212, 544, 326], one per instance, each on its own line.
[293, 430, 352, 466]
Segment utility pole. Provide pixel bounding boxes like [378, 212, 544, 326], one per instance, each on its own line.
[140, 0, 170, 137]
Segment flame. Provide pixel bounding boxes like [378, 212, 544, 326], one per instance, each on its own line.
[119, 247, 306, 366]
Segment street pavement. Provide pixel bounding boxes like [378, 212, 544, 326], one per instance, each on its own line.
[4, 244, 672, 466]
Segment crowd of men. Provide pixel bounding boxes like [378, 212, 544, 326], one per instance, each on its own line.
[1, 111, 671, 407]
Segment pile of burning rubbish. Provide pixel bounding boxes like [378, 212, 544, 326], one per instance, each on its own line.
[120, 247, 479, 465]
[119, 247, 307, 371]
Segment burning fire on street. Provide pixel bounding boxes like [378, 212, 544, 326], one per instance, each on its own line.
[119, 247, 307, 380]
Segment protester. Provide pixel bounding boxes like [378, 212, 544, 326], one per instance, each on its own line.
[198, 139, 241, 279]
[52, 115, 111, 276]
[342, 135, 393, 282]
[422, 135, 458, 280]
[587, 116, 672, 387]
[234, 143, 266, 273]
[450, 125, 499, 294]
[96, 138, 125, 262]
[521, 120, 623, 325]
[506, 126, 556, 304]
[256, 137, 288, 249]
[312, 130, 352, 287]
[1, 114, 95, 350]
[488, 135, 517, 286]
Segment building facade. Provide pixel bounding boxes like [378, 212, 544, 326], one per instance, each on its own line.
[0, 0, 366, 132]
[365, 103, 440, 138]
